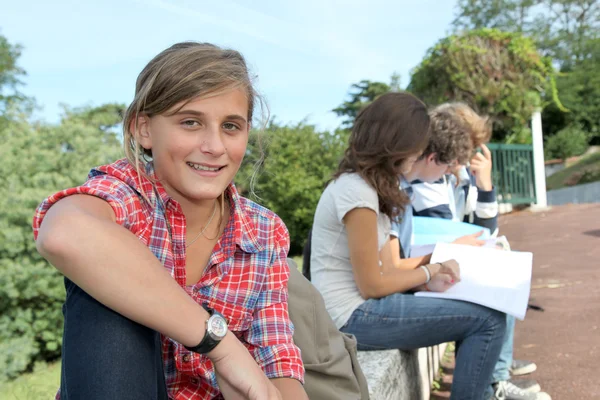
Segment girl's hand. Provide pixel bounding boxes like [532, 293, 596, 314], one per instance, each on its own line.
[208, 333, 282, 400]
[453, 231, 486, 247]
[470, 144, 493, 191]
[425, 260, 460, 292]
[426, 272, 457, 292]
[430, 259, 461, 283]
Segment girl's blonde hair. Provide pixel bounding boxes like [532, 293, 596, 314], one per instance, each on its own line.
[122, 42, 266, 193]
[431, 102, 491, 150]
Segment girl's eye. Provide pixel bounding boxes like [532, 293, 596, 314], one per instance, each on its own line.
[182, 120, 200, 127]
[223, 122, 240, 131]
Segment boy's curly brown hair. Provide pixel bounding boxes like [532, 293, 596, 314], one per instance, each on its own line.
[421, 104, 472, 165]
[424, 103, 492, 165]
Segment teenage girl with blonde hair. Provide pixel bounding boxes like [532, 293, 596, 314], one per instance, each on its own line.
[33, 42, 307, 400]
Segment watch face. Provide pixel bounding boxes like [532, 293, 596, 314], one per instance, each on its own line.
[208, 314, 228, 339]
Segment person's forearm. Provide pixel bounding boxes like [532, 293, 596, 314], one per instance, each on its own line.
[361, 262, 440, 299]
[271, 378, 308, 399]
[476, 176, 493, 191]
[36, 210, 207, 347]
[393, 253, 431, 270]
[382, 237, 430, 271]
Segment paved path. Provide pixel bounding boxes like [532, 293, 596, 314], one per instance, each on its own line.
[432, 204, 600, 399]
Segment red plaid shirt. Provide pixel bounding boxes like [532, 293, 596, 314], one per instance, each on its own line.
[33, 159, 304, 399]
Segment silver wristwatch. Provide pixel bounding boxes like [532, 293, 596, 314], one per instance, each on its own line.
[184, 304, 228, 354]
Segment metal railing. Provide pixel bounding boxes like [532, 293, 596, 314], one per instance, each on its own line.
[487, 143, 536, 204]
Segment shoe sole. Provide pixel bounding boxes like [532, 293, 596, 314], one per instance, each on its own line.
[524, 383, 541, 393]
[511, 364, 537, 376]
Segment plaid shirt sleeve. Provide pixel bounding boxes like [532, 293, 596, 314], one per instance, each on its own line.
[243, 217, 305, 383]
[32, 175, 142, 240]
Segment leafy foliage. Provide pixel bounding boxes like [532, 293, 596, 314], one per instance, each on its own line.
[453, 0, 541, 33]
[542, 38, 600, 139]
[544, 124, 590, 160]
[236, 122, 348, 254]
[0, 106, 123, 381]
[332, 79, 392, 128]
[451, 0, 599, 145]
[0, 33, 26, 114]
[533, 0, 599, 68]
[452, 0, 600, 66]
[408, 28, 561, 143]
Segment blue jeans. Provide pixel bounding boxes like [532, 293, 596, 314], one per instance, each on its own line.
[492, 314, 515, 382]
[340, 293, 506, 400]
[60, 278, 168, 400]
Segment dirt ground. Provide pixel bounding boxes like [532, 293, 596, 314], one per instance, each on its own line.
[431, 203, 600, 400]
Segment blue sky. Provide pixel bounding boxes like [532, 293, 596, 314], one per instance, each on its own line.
[1, 0, 456, 131]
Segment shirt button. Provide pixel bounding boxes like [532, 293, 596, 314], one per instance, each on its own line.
[190, 378, 199, 385]
[182, 354, 191, 362]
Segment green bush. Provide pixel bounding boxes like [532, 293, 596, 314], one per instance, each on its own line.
[237, 122, 348, 254]
[408, 28, 561, 143]
[545, 124, 590, 161]
[0, 106, 122, 381]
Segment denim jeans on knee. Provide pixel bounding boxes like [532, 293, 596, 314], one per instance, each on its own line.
[60, 278, 168, 400]
[340, 293, 506, 400]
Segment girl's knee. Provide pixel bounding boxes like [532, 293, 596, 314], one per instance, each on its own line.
[484, 309, 507, 337]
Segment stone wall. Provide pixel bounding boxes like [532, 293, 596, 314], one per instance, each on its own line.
[547, 181, 600, 206]
[357, 343, 447, 400]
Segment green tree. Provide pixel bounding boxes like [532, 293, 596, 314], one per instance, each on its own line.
[452, 0, 599, 66]
[0, 33, 26, 112]
[389, 72, 402, 92]
[236, 122, 347, 254]
[332, 80, 391, 128]
[451, 0, 600, 142]
[408, 28, 562, 143]
[533, 0, 599, 67]
[60, 102, 125, 133]
[544, 124, 590, 160]
[0, 105, 123, 381]
[453, 0, 541, 32]
[542, 38, 600, 137]
[0, 33, 33, 131]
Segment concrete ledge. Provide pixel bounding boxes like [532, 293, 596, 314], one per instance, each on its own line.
[357, 343, 447, 400]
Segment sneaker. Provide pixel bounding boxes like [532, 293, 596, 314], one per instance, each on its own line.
[509, 378, 541, 393]
[510, 359, 537, 376]
[492, 381, 552, 400]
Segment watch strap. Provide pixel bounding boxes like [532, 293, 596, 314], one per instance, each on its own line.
[184, 304, 223, 354]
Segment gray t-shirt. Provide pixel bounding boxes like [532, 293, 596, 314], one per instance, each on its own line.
[310, 173, 391, 329]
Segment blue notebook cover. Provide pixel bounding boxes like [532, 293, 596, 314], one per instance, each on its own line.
[412, 216, 491, 246]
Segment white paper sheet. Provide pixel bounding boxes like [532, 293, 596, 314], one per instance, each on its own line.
[410, 244, 436, 258]
[414, 242, 532, 320]
[410, 237, 511, 259]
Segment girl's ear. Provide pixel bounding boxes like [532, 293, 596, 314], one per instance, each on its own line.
[426, 153, 437, 164]
[131, 115, 152, 150]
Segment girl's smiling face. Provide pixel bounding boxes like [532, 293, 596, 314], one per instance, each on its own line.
[136, 89, 249, 206]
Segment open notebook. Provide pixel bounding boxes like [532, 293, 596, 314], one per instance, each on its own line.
[414, 242, 532, 320]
